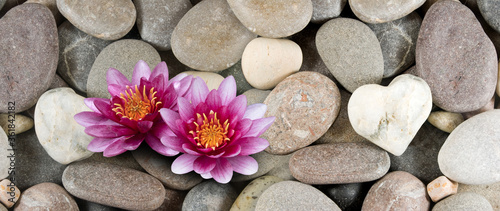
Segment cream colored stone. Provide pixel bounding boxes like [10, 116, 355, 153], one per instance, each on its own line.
[34, 88, 94, 165]
[183, 71, 224, 91]
[0, 130, 9, 180]
[0, 179, 20, 208]
[496, 61, 500, 98]
[230, 176, 283, 211]
[242, 38, 302, 90]
[427, 111, 464, 133]
[0, 114, 33, 135]
[348, 74, 432, 156]
[427, 176, 458, 202]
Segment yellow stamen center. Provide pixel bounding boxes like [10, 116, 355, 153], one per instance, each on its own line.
[189, 110, 230, 150]
[112, 85, 161, 121]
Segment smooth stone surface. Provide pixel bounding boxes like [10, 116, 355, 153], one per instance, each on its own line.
[427, 176, 458, 202]
[477, 0, 500, 33]
[255, 181, 341, 211]
[0, 113, 33, 135]
[242, 38, 302, 89]
[462, 95, 495, 119]
[135, 0, 191, 51]
[432, 192, 493, 211]
[362, 171, 430, 211]
[416, 0, 498, 113]
[132, 145, 202, 191]
[14, 182, 78, 211]
[87, 39, 161, 99]
[34, 88, 93, 165]
[227, 0, 313, 38]
[367, 12, 422, 78]
[348, 74, 432, 156]
[219, 61, 253, 95]
[311, 0, 346, 23]
[81, 151, 144, 172]
[428, 111, 464, 133]
[183, 71, 224, 91]
[0, 179, 19, 208]
[324, 183, 371, 211]
[25, 0, 63, 24]
[0, 3, 58, 113]
[62, 161, 165, 210]
[171, 0, 256, 71]
[230, 176, 283, 211]
[290, 143, 390, 184]
[438, 109, 500, 185]
[57, 21, 112, 93]
[0, 204, 5, 211]
[349, 0, 425, 23]
[242, 89, 271, 106]
[0, 129, 9, 180]
[316, 18, 384, 93]
[57, 0, 136, 40]
[182, 181, 237, 211]
[458, 182, 500, 210]
[262, 72, 341, 155]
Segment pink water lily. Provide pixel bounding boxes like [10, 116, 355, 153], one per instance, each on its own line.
[159, 76, 275, 183]
[75, 60, 193, 157]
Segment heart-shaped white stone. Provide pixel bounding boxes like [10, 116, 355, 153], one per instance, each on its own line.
[348, 74, 432, 156]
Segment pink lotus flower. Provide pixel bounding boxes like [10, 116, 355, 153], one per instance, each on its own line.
[159, 76, 275, 183]
[75, 60, 193, 157]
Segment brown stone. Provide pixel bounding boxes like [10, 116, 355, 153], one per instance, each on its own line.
[14, 183, 78, 211]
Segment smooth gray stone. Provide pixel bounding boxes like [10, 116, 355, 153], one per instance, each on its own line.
[432, 192, 493, 211]
[477, 0, 500, 33]
[182, 181, 237, 211]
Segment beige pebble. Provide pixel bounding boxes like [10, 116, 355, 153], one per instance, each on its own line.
[427, 176, 458, 202]
[183, 71, 224, 91]
[427, 111, 464, 133]
[0, 114, 33, 135]
[0, 179, 20, 208]
[242, 38, 302, 90]
[230, 176, 283, 211]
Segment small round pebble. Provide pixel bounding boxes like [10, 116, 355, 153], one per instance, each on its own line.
[0, 179, 20, 208]
[182, 180, 237, 211]
[0, 113, 33, 135]
[0, 129, 9, 180]
[432, 192, 493, 211]
[14, 183, 78, 211]
[427, 111, 464, 133]
[349, 0, 425, 23]
[230, 176, 283, 211]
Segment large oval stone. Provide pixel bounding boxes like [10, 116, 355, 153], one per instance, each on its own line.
[349, 0, 425, 24]
[438, 109, 500, 185]
[0, 3, 58, 113]
[415, 0, 498, 113]
[290, 143, 390, 184]
[262, 71, 341, 155]
[62, 161, 165, 210]
[171, 0, 256, 71]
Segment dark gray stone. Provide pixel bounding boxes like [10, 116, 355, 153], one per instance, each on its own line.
[182, 180, 237, 211]
[477, 0, 500, 33]
[219, 61, 253, 95]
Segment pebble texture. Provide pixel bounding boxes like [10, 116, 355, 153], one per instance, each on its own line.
[57, 21, 112, 93]
[182, 181, 237, 211]
[0, 3, 58, 113]
[290, 143, 390, 184]
[0, 114, 33, 135]
[25, 0, 64, 24]
[255, 181, 341, 211]
[134, 0, 192, 51]
[87, 39, 161, 99]
[427, 176, 458, 202]
[362, 171, 430, 211]
[171, 0, 256, 71]
[62, 161, 166, 210]
[349, 0, 425, 23]
[14, 183, 78, 211]
[227, 0, 313, 38]
[427, 111, 464, 133]
[230, 176, 283, 211]
[311, 0, 346, 23]
[0, 179, 19, 208]
[438, 109, 500, 185]
[242, 89, 271, 106]
[477, 0, 500, 33]
[432, 192, 493, 211]
[0, 129, 9, 180]
[415, 0, 498, 113]
[458, 182, 500, 210]
[316, 18, 384, 93]
[56, 0, 136, 40]
[262, 72, 340, 155]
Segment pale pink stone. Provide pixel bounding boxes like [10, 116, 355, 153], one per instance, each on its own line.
[0, 179, 20, 208]
[427, 176, 459, 202]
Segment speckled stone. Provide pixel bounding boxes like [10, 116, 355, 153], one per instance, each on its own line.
[316, 18, 384, 93]
[134, 0, 192, 51]
[62, 161, 166, 210]
[25, 0, 63, 24]
[0, 179, 20, 208]
[349, 0, 425, 23]
[56, 0, 136, 40]
[182, 180, 237, 211]
[132, 145, 202, 191]
[477, 0, 500, 33]
[416, 0, 498, 113]
[219, 61, 253, 95]
[432, 192, 493, 211]
[262, 72, 341, 155]
[255, 181, 341, 211]
[367, 12, 421, 78]
[80, 151, 144, 172]
[87, 39, 161, 99]
[428, 111, 464, 133]
[14, 183, 78, 211]
[183, 71, 225, 91]
[462, 95, 495, 119]
[230, 176, 283, 211]
[290, 143, 390, 184]
[171, 0, 256, 71]
[242, 89, 271, 106]
[0, 3, 58, 113]
[227, 0, 313, 38]
[362, 171, 431, 211]
[427, 176, 458, 202]
[458, 182, 500, 210]
[311, 0, 346, 23]
[57, 21, 112, 93]
[438, 109, 500, 185]
[0, 113, 33, 135]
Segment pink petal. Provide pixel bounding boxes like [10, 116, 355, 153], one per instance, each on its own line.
[227, 156, 258, 175]
[201, 172, 212, 179]
[172, 74, 193, 97]
[205, 90, 222, 111]
[182, 143, 203, 156]
[227, 95, 247, 121]
[106, 68, 131, 89]
[93, 99, 119, 121]
[74, 112, 115, 127]
[145, 134, 180, 156]
[103, 140, 127, 157]
[171, 154, 199, 174]
[151, 61, 169, 82]
[190, 77, 209, 106]
[243, 117, 276, 138]
[123, 134, 146, 150]
[85, 125, 136, 138]
[234, 119, 252, 136]
[87, 137, 122, 152]
[137, 121, 153, 133]
[84, 98, 109, 114]
[243, 103, 267, 120]
[210, 158, 233, 184]
[132, 60, 151, 85]
[177, 97, 194, 121]
[206, 150, 225, 158]
[160, 136, 186, 153]
[238, 137, 269, 156]
[193, 156, 217, 174]
[218, 76, 236, 106]
[222, 145, 241, 158]
[159, 108, 181, 131]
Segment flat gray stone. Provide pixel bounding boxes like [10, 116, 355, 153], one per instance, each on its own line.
[182, 181, 237, 211]
[432, 192, 493, 211]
